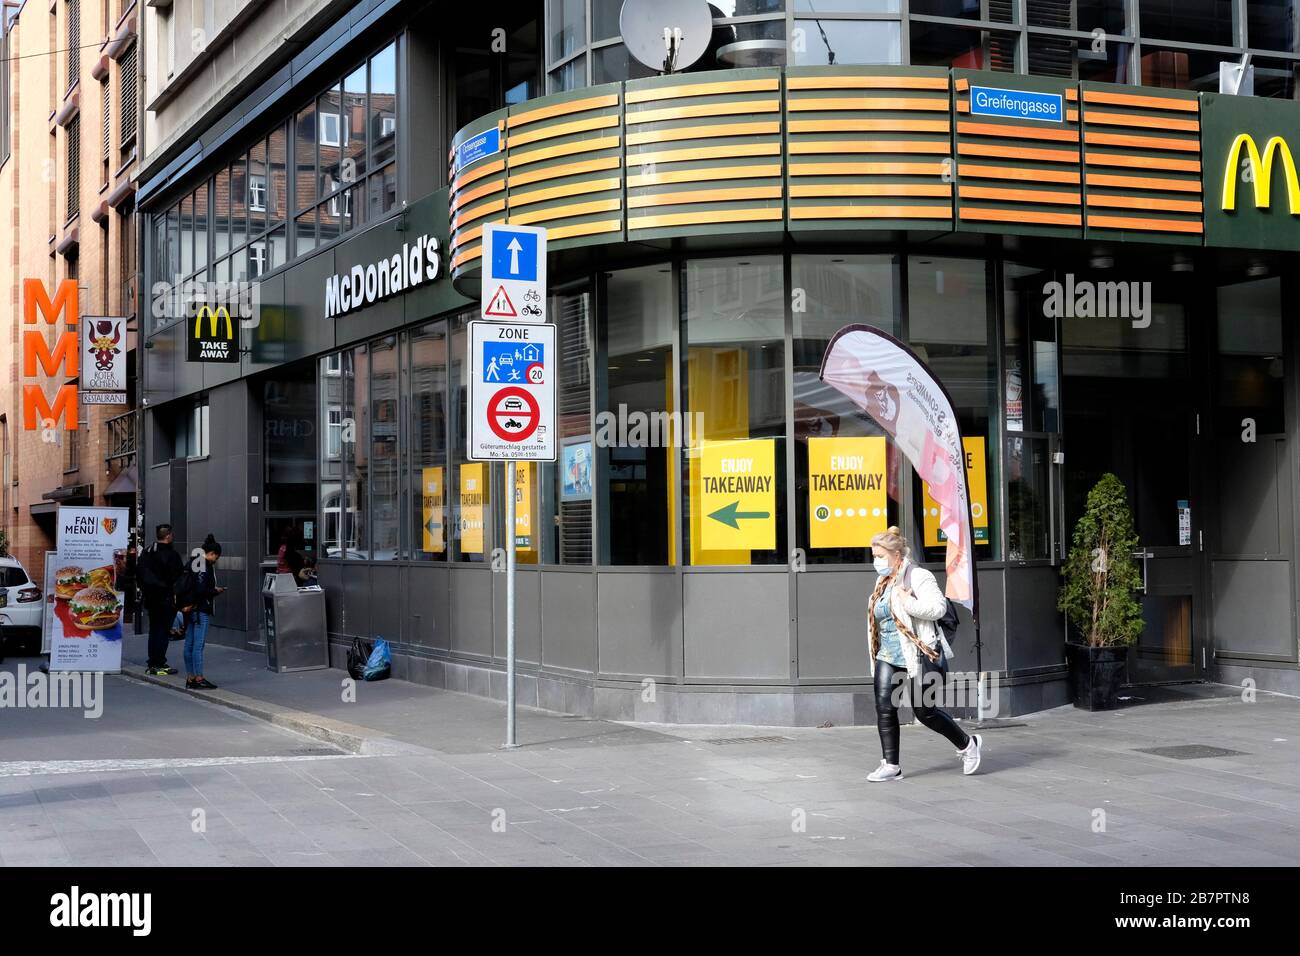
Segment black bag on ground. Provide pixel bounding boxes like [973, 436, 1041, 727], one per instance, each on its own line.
[347, 636, 372, 681]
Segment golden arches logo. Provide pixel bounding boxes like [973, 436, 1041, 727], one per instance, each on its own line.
[194, 305, 234, 339]
[1222, 134, 1300, 215]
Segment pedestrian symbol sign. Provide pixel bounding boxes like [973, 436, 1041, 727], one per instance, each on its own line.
[484, 284, 517, 318]
[482, 223, 546, 324]
[468, 320, 556, 461]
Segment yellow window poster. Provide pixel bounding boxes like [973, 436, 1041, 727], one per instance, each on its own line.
[459, 463, 486, 554]
[514, 463, 534, 552]
[923, 436, 989, 547]
[700, 438, 775, 552]
[421, 466, 445, 553]
[808, 436, 888, 549]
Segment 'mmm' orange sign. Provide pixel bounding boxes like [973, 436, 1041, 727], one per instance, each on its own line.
[23, 278, 78, 430]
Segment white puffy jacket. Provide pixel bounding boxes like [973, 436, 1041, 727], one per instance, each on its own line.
[880, 560, 952, 679]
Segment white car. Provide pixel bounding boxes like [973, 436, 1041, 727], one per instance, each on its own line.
[0, 556, 44, 652]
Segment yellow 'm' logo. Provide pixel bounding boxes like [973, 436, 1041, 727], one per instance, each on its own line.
[194, 305, 234, 340]
[1222, 134, 1300, 214]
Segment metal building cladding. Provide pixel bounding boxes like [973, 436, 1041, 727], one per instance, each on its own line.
[138, 1, 1300, 725]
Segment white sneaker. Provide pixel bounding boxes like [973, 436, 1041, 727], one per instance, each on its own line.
[867, 760, 904, 782]
[958, 734, 983, 775]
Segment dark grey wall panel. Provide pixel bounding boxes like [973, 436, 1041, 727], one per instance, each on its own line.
[597, 571, 683, 679]
[403, 563, 449, 650]
[1216, 437, 1287, 556]
[494, 568, 541, 665]
[541, 572, 596, 673]
[1003, 566, 1058, 672]
[450, 567, 493, 658]
[796, 572, 869, 681]
[319, 561, 346, 636]
[339, 561, 372, 638]
[684, 572, 789, 681]
[370, 563, 402, 643]
[1212, 559, 1295, 658]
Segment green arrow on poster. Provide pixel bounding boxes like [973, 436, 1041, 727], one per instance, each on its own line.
[707, 500, 771, 530]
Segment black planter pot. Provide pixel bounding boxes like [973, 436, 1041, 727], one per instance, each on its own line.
[1065, 643, 1128, 711]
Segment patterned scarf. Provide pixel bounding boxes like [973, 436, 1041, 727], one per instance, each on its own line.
[868, 563, 941, 664]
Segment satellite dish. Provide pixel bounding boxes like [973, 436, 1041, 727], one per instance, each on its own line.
[620, 0, 713, 74]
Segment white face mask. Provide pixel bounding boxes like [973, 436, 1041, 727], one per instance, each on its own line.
[873, 557, 893, 577]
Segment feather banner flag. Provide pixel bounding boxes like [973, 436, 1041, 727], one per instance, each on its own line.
[819, 324, 978, 619]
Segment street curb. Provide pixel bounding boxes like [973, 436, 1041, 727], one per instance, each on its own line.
[118, 666, 413, 755]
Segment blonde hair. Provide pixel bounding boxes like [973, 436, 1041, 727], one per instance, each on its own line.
[871, 526, 910, 558]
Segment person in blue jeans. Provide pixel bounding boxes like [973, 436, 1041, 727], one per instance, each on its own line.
[182, 534, 226, 690]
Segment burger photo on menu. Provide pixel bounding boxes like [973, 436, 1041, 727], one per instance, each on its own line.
[68, 586, 122, 631]
[55, 566, 89, 600]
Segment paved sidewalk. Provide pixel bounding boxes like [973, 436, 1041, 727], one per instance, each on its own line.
[0, 636, 1296, 866]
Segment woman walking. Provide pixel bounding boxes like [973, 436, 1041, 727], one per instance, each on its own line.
[867, 527, 982, 781]
[181, 534, 226, 690]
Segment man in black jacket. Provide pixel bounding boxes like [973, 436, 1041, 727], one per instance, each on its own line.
[137, 523, 184, 675]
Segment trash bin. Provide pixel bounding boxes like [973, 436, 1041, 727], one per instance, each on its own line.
[261, 572, 328, 673]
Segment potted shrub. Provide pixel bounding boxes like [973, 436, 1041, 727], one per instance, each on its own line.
[1058, 473, 1144, 710]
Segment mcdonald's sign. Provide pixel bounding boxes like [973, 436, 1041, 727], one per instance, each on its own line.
[1221, 133, 1300, 215]
[187, 304, 240, 363]
[1203, 93, 1300, 250]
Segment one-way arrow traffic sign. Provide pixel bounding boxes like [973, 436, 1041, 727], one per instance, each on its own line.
[482, 223, 546, 323]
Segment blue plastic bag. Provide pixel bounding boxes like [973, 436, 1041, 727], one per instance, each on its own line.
[363, 638, 392, 682]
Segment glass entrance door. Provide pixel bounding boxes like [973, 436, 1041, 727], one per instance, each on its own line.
[1061, 283, 1201, 684]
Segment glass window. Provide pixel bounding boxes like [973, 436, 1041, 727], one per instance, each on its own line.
[541, 287, 594, 565]
[229, 156, 247, 251]
[600, 266, 674, 565]
[449, 313, 490, 562]
[911, 21, 1017, 70]
[549, 56, 585, 93]
[682, 257, 787, 566]
[213, 168, 230, 261]
[549, 0, 585, 62]
[1248, 0, 1300, 53]
[295, 101, 318, 213]
[1139, 44, 1229, 92]
[1029, 35, 1132, 82]
[369, 336, 400, 560]
[179, 194, 193, 277]
[592, 43, 657, 83]
[1253, 57, 1300, 98]
[410, 323, 449, 561]
[907, 257, 998, 563]
[342, 62, 367, 188]
[792, 255, 902, 565]
[1007, 435, 1052, 561]
[193, 182, 209, 271]
[794, 0, 898, 10]
[1031, 0, 1128, 34]
[911, 0, 1015, 22]
[268, 125, 287, 227]
[263, 365, 318, 558]
[1216, 277, 1284, 435]
[370, 43, 396, 169]
[1003, 263, 1059, 434]
[1138, 0, 1234, 47]
[248, 140, 267, 234]
[592, 0, 623, 40]
[793, 20, 901, 66]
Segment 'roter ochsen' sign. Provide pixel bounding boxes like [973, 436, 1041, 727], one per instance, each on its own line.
[324, 233, 441, 319]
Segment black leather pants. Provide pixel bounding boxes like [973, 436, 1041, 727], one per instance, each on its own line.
[874, 655, 970, 765]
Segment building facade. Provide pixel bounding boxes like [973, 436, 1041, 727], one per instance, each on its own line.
[0, 0, 139, 603]
[138, 0, 1300, 723]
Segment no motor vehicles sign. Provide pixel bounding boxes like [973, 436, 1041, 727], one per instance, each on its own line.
[468, 320, 556, 461]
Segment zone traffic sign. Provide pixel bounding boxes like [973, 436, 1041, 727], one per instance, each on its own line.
[482, 223, 547, 323]
[468, 320, 556, 461]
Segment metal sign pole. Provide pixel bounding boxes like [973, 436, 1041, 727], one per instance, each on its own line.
[505, 459, 517, 748]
